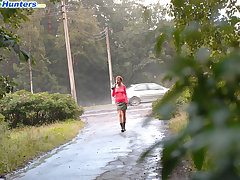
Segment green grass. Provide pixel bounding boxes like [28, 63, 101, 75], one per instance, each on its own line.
[0, 120, 84, 176]
[168, 112, 196, 174]
[168, 112, 189, 134]
[169, 112, 214, 173]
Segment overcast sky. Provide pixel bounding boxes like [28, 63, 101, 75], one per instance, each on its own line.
[141, 0, 169, 6]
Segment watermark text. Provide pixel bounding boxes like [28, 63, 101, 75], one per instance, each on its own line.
[0, 0, 46, 8]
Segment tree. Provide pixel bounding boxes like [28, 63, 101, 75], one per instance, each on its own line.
[51, 1, 109, 105]
[13, 9, 66, 93]
[80, 0, 174, 86]
[0, 0, 60, 98]
[0, 8, 34, 98]
[152, 0, 240, 179]
[0, 0, 174, 105]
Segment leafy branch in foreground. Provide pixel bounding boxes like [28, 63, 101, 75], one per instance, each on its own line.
[149, 0, 240, 179]
[0, 75, 16, 98]
[0, 8, 35, 98]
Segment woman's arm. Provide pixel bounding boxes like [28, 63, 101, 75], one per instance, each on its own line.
[112, 88, 115, 97]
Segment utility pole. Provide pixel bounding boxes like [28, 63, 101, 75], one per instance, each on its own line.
[28, 25, 33, 94]
[105, 26, 114, 103]
[61, 0, 77, 103]
[28, 59, 33, 94]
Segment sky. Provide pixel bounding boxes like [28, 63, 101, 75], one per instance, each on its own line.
[114, 0, 170, 6]
[140, 0, 170, 6]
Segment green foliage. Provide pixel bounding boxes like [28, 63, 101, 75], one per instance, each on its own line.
[0, 0, 174, 105]
[0, 0, 61, 99]
[152, 82, 192, 119]
[176, 87, 192, 106]
[151, 0, 240, 179]
[0, 29, 35, 63]
[80, 0, 174, 89]
[108, 2, 174, 85]
[0, 8, 36, 63]
[0, 90, 84, 128]
[0, 113, 8, 134]
[0, 75, 16, 99]
[152, 87, 192, 125]
[0, 8, 35, 99]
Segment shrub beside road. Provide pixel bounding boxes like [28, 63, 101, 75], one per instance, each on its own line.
[0, 91, 84, 177]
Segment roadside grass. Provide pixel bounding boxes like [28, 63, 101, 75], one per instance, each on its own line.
[168, 111, 189, 134]
[168, 112, 196, 177]
[0, 120, 84, 176]
[169, 112, 212, 175]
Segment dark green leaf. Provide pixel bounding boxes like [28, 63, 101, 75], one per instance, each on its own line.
[192, 147, 206, 170]
[155, 33, 168, 57]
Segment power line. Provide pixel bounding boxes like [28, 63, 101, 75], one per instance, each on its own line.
[93, 29, 106, 36]
[94, 32, 106, 38]
[95, 35, 106, 41]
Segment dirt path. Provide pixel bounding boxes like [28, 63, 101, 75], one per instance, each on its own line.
[7, 103, 168, 180]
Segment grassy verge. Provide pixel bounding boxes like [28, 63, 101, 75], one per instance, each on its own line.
[168, 112, 195, 179]
[0, 120, 84, 177]
[167, 113, 213, 175]
[168, 112, 189, 134]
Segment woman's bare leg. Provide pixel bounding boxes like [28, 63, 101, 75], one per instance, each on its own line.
[118, 110, 124, 132]
[122, 110, 126, 123]
[118, 110, 123, 123]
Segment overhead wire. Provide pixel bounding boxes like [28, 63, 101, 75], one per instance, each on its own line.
[94, 35, 106, 40]
[93, 29, 106, 41]
[93, 29, 106, 36]
[95, 35, 106, 41]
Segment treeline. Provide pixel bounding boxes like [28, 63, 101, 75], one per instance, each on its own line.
[0, 0, 174, 106]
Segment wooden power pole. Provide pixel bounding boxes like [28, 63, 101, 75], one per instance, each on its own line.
[61, 0, 77, 103]
[28, 25, 33, 94]
[28, 59, 33, 94]
[105, 26, 114, 103]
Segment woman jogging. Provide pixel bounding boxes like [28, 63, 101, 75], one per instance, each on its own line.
[112, 76, 128, 132]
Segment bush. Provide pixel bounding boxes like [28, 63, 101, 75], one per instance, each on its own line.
[0, 90, 84, 128]
[0, 113, 8, 140]
[152, 84, 192, 119]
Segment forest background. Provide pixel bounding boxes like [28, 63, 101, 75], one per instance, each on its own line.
[0, 0, 174, 106]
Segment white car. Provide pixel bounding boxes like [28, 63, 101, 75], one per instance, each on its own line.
[126, 83, 169, 106]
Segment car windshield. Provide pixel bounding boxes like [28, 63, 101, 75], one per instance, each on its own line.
[148, 83, 164, 90]
[126, 85, 134, 90]
[134, 84, 148, 91]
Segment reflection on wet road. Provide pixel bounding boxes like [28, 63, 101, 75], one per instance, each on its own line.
[8, 103, 168, 180]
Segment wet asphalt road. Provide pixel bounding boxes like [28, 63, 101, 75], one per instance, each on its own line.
[7, 103, 168, 180]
